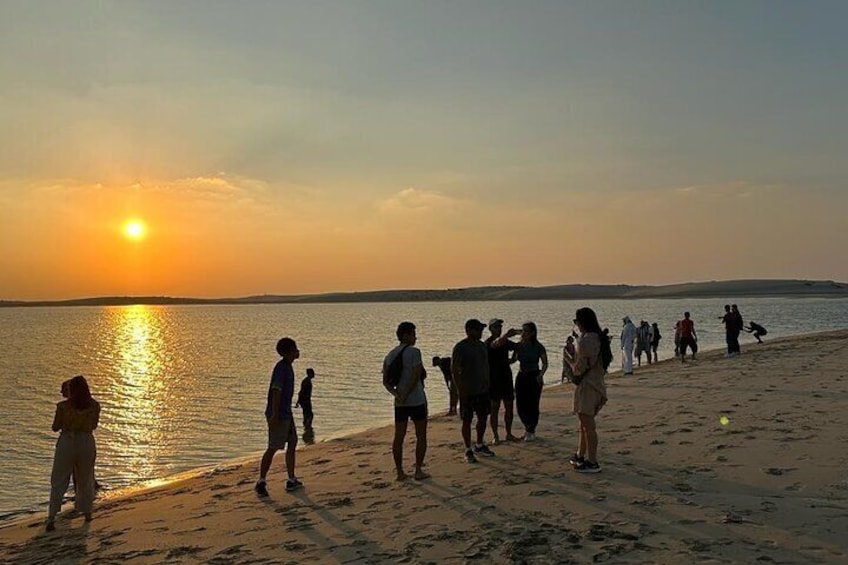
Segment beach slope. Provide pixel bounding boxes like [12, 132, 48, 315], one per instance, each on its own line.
[2, 331, 847, 563]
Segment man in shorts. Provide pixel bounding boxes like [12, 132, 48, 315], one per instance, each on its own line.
[485, 319, 520, 444]
[452, 319, 495, 463]
[255, 337, 302, 497]
[678, 312, 698, 363]
[383, 322, 429, 481]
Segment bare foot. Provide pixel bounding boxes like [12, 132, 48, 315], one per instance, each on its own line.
[414, 470, 431, 481]
[396, 471, 408, 482]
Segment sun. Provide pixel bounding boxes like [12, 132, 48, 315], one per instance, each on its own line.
[122, 219, 147, 241]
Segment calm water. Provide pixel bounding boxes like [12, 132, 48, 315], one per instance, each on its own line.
[1, 298, 847, 517]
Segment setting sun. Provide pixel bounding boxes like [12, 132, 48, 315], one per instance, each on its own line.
[123, 219, 147, 241]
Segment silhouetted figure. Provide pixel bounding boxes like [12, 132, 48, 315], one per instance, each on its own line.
[485, 318, 521, 444]
[744, 321, 768, 344]
[255, 338, 302, 497]
[383, 322, 429, 481]
[512, 322, 548, 441]
[678, 312, 698, 362]
[452, 319, 494, 463]
[730, 304, 743, 355]
[295, 368, 315, 429]
[635, 320, 653, 366]
[47, 375, 100, 532]
[60, 379, 101, 492]
[720, 304, 734, 356]
[650, 323, 661, 363]
[432, 356, 458, 415]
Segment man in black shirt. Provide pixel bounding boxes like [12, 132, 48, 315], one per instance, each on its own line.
[485, 319, 521, 444]
[432, 356, 458, 415]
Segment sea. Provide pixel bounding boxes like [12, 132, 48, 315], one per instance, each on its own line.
[1, 297, 847, 519]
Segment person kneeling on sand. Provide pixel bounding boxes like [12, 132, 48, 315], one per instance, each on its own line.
[255, 337, 303, 497]
[743, 321, 768, 344]
[383, 322, 430, 481]
[563, 308, 611, 474]
[452, 319, 495, 463]
[47, 375, 100, 531]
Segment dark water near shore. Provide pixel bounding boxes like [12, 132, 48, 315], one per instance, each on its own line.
[1, 297, 846, 517]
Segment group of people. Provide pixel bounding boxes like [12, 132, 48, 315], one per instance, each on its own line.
[619, 317, 662, 374]
[376, 308, 612, 485]
[47, 304, 770, 530]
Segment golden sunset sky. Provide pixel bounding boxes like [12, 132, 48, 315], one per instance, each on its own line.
[1, 2, 847, 300]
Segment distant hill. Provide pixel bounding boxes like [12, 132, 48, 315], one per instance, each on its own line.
[1, 279, 846, 308]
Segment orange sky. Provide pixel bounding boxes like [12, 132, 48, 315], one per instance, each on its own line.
[2, 3, 847, 300]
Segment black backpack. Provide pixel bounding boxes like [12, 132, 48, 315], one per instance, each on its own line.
[384, 345, 410, 388]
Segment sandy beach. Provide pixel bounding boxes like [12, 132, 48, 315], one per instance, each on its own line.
[2, 331, 847, 564]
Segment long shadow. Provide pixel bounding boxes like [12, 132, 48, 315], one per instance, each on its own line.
[2, 519, 91, 564]
[260, 490, 400, 562]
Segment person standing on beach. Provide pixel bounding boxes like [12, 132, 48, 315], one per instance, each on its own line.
[452, 319, 495, 463]
[47, 375, 100, 531]
[678, 312, 698, 362]
[485, 319, 521, 444]
[563, 308, 611, 474]
[620, 317, 637, 374]
[432, 356, 458, 415]
[730, 304, 744, 356]
[650, 322, 661, 363]
[512, 322, 548, 441]
[720, 304, 734, 356]
[60, 379, 101, 492]
[383, 322, 429, 481]
[295, 368, 315, 430]
[255, 338, 302, 497]
[635, 321, 653, 367]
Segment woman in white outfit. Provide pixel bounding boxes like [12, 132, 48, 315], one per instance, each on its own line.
[47, 375, 100, 531]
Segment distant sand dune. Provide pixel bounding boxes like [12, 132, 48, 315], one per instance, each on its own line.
[2, 278, 846, 307]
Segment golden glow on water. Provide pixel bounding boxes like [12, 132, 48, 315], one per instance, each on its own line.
[108, 305, 168, 481]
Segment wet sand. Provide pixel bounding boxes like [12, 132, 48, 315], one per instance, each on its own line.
[2, 331, 847, 564]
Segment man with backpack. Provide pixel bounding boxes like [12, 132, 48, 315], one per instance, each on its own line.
[383, 321, 429, 481]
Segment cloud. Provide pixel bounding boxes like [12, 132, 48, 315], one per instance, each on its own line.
[376, 187, 465, 214]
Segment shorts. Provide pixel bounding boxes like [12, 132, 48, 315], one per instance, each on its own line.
[395, 403, 428, 423]
[489, 373, 514, 402]
[459, 393, 491, 423]
[267, 416, 297, 450]
[573, 384, 607, 416]
[679, 336, 698, 354]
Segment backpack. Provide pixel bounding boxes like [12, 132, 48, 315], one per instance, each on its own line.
[383, 345, 410, 389]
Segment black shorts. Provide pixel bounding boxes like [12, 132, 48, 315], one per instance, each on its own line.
[395, 404, 428, 423]
[680, 336, 698, 354]
[459, 393, 491, 423]
[489, 375, 514, 402]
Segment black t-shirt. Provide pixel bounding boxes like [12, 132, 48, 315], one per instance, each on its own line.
[485, 337, 517, 378]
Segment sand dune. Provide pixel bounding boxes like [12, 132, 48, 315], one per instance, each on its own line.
[2, 331, 847, 563]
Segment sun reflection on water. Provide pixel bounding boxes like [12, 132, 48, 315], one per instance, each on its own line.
[104, 305, 169, 484]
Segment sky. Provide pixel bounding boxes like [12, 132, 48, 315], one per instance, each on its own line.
[1, 1, 847, 300]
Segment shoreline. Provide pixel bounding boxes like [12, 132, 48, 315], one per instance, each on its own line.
[2, 329, 847, 563]
[1, 328, 843, 528]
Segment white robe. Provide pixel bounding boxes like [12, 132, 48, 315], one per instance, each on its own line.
[620, 322, 637, 373]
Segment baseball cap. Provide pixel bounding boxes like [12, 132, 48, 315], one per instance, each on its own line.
[465, 319, 487, 331]
[488, 318, 504, 327]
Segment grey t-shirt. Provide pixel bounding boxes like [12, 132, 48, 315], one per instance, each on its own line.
[384, 345, 427, 407]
